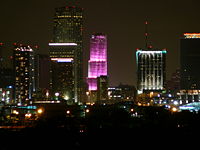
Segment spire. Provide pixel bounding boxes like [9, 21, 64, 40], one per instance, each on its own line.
[145, 20, 149, 49]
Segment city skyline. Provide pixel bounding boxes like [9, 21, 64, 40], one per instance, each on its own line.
[1, 0, 200, 86]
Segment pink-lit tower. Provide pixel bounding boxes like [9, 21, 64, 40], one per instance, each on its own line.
[87, 33, 107, 91]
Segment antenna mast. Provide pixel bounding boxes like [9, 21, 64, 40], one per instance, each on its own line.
[145, 20, 149, 49]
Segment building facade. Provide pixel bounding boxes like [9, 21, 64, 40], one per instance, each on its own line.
[180, 33, 200, 90]
[50, 6, 83, 103]
[49, 43, 77, 103]
[87, 33, 108, 91]
[97, 76, 108, 101]
[13, 45, 35, 105]
[136, 49, 166, 94]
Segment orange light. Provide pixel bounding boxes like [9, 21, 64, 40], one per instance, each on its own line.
[184, 33, 200, 39]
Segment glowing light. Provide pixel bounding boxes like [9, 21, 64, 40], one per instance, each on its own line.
[64, 95, 69, 100]
[48, 43, 77, 46]
[51, 58, 73, 62]
[87, 34, 107, 90]
[13, 110, 19, 115]
[25, 113, 32, 118]
[37, 108, 43, 114]
[55, 92, 59, 97]
[136, 50, 167, 54]
[86, 109, 90, 113]
[66, 110, 70, 114]
[15, 46, 33, 52]
[184, 33, 200, 39]
[171, 107, 178, 112]
[46, 91, 49, 97]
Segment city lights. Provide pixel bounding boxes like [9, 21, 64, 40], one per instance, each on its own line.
[51, 58, 74, 62]
[37, 108, 44, 114]
[66, 110, 70, 114]
[184, 33, 200, 39]
[85, 109, 90, 113]
[1, 2, 200, 147]
[171, 107, 178, 112]
[48, 43, 77, 46]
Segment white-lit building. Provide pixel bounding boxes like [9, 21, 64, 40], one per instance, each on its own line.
[136, 49, 167, 94]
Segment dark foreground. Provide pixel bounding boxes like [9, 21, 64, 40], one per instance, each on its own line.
[1, 105, 200, 149]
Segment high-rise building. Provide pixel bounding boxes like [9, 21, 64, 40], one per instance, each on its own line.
[180, 33, 200, 90]
[87, 33, 108, 91]
[136, 49, 167, 94]
[50, 6, 83, 103]
[97, 76, 108, 101]
[35, 54, 50, 90]
[49, 43, 77, 103]
[13, 45, 35, 105]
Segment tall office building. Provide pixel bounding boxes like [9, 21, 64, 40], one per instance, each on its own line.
[180, 33, 200, 90]
[35, 54, 50, 90]
[136, 49, 167, 94]
[87, 33, 108, 91]
[13, 44, 35, 105]
[50, 6, 83, 103]
[49, 43, 77, 103]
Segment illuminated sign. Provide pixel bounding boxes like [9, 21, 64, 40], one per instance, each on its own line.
[51, 58, 73, 62]
[49, 43, 77, 46]
[184, 33, 200, 39]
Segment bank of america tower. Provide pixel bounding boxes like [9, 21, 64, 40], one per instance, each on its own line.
[49, 6, 83, 103]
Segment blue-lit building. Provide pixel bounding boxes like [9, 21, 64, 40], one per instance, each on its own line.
[136, 49, 167, 94]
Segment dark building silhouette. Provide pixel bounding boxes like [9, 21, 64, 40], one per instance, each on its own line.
[180, 33, 200, 90]
[97, 76, 108, 101]
[35, 54, 50, 90]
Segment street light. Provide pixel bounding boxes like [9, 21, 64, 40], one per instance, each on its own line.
[86, 109, 90, 113]
[37, 108, 44, 114]
[66, 110, 70, 114]
[171, 107, 178, 112]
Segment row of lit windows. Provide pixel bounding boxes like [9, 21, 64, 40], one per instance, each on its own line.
[50, 51, 74, 54]
[57, 15, 83, 18]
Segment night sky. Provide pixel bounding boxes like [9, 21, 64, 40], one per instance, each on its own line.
[1, 0, 200, 86]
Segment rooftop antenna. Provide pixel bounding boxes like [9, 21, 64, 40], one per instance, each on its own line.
[145, 19, 149, 49]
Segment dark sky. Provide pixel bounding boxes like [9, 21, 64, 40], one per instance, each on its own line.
[1, 0, 200, 86]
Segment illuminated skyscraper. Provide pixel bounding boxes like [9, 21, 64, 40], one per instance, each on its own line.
[136, 49, 167, 94]
[87, 33, 107, 91]
[13, 45, 35, 105]
[50, 6, 83, 103]
[180, 33, 200, 89]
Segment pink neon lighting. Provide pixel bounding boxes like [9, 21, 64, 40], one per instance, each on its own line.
[87, 34, 107, 91]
